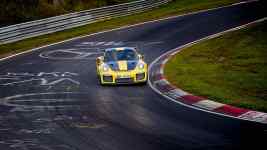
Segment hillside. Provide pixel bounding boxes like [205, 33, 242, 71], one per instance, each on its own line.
[0, 0, 134, 27]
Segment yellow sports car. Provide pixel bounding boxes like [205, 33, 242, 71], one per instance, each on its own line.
[96, 47, 148, 85]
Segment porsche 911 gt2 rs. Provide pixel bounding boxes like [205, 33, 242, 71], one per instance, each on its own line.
[96, 47, 148, 85]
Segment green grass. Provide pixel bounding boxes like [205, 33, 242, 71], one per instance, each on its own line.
[165, 21, 267, 112]
[0, 0, 240, 58]
[0, 0, 135, 25]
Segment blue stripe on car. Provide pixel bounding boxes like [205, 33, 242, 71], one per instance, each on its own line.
[107, 61, 119, 71]
[127, 61, 138, 70]
[107, 60, 138, 71]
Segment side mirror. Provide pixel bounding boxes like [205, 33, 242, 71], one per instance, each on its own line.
[96, 56, 104, 65]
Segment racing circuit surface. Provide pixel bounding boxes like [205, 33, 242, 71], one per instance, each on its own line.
[0, 1, 266, 150]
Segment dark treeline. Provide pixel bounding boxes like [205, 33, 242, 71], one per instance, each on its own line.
[0, 0, 134, 27]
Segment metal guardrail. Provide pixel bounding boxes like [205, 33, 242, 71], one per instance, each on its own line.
[0, 0, 171, 44]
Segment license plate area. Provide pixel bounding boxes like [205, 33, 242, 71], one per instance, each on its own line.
[117, 73, 131, 79]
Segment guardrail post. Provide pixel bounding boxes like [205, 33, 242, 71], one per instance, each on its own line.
[0, 0, 171, 45]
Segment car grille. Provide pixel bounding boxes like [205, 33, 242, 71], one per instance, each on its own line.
[115, 78, 134, 84]
[136, 73, 146, 80]
[103, 76, 113, 82]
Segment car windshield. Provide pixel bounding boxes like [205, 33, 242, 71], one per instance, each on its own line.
[104, 49, 138, 62]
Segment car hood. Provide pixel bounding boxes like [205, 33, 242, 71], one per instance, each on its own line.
[106, 60, 138, 71]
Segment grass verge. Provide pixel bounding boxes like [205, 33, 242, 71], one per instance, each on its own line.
[165, 21, 267, 112]
[0, 0, 240, 58]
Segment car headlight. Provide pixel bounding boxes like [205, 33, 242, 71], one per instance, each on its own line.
[138, 63, 145, 69]
[102, 64, 109, 72]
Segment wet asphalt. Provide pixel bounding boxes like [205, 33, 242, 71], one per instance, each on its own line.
[0, 1, 266, 150]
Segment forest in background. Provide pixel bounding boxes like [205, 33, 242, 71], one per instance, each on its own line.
[0, 0, 134, 27]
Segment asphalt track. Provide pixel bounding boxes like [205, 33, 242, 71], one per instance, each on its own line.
[0, 1, 266, 150]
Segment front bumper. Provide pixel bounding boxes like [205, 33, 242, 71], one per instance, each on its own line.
[100, 71, 147, 84]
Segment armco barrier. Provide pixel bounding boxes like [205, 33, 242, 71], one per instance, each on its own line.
[0, 0, 171, 44]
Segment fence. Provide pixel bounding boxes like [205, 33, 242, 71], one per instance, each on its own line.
[0, 0, 171, 44]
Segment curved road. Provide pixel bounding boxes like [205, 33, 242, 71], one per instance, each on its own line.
[0, 1, 266, 150]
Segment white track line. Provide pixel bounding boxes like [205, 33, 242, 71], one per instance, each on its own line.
[148, 17, 267, 124]
[0, 0, 265, 123]
[0, 0, 258, 62]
